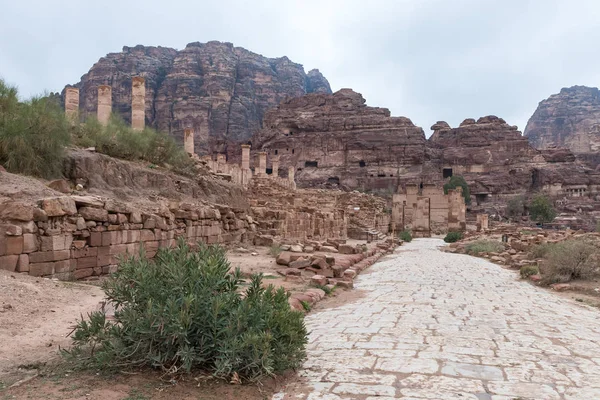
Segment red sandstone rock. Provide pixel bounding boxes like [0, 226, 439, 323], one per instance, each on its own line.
[311, 275, 327, 286]
[289, 258, 310, 269]
[276, 252, 291, 266]
[338, 244, 355, 255]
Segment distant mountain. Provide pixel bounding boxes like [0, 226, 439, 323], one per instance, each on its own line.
[64, 41, 331, 153]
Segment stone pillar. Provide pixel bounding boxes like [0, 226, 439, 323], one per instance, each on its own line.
[241, 145, 251, 170]
[257, 152, 267, 176]
[131, 76, 145, 131]
[97, 85, 112, 126]
[184, 129, 194, 155]
[272, 155, 280, 177]
[64, 87, 79, 122]
[288, 166, 296, 189]
[476, 214, 489, 232]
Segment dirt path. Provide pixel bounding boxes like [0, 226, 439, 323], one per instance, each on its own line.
[0, 270, 104, 385]
[274, 238, 600, 399]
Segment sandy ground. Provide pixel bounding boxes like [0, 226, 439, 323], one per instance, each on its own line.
[0, 270, 104, 385]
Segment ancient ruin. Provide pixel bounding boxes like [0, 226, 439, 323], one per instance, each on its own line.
[131, 76, 145, 131]
[64, 87, 79, 121]
[97, 85, 112, 125]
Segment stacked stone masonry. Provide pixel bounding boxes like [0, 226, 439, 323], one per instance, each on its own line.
[0, 195, 254, 279]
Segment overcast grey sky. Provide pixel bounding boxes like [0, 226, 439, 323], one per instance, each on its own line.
[1, 0, 599, 135]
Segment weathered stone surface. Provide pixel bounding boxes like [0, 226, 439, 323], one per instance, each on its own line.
[66, 41, 331, 152]
[0, 202, 34, 221]
[525, 86, 600, 157]
[0, 255, 18, 271]
[276, 251, 292, 266]
[47, 179, 71, 193]
[78, 207, 108, 222]
[289, 258, 311, 269]
[338, 244, 355, 254]
[41, 197, 77, 217]
[310, 274, 327, 286]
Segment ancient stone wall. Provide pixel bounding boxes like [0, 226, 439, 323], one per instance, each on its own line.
[0, 196, 253, 279]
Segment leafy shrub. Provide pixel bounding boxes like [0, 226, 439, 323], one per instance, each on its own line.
[313, 284, 334, 296]
[529, 243, 553, 259]
[73, 116, 195, 175]
[520, 265, 539, 279]
[269, 244, 282, 257]
[66, 241, 307, 381]
[539, 239, 599, 285]
[399, 230, 412, 242]
[443, 175, 471, 205]
[529, 194, 556, 224]
[0, 79, 70, 178]
[444, 231, 463, 243]
[465, 240, 504, 255]
[506, 196, 525, 219]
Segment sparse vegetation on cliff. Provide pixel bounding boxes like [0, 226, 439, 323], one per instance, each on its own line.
[0, 78, 194, 178]
[65, 241, 307, 382]
[0, 79, 70, 178]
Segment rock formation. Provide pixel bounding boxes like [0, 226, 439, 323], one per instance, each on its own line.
[252, 89, 428, 191]
[524, 86, 600, 158]
[64, 41, 331, 153]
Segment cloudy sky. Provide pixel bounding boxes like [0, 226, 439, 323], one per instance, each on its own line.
[1, 0, 599, 135]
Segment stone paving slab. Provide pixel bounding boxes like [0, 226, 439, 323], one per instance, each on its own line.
[273, 238, 600, 399]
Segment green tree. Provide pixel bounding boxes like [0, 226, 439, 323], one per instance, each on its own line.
[443, 175, 471, 205]
[529, 194, 556, 224]
[506, 196, 525, 219]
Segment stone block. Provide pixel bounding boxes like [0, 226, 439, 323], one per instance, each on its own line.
[96, 247, 111, 267]
[72, 240, 86, 250]
[289, 258, 311, 269]
[130, 211, 142, 224]
[140, 230, 155, 242]
[71, 195, 104, 208]
[71, 247, 97, 259]
[41, 197, 76, 217]
[21, 221, 36, 234]
[79, 207, 108, 222]
[77, 256, 97, 269]
[104, 200, 131, 214]
[54, 259, 76, 273]
[0, 202, 35, 221]
[253, 234, 274, 247]
[74, 268, 94, 280]
[22, 234, 38, 253]
[29, 262, 55, 276]
[29, 250, 70, 263]
[5, 236, 23, 255]
[276, 252, 291, 266]
[311, 275, 328, 286]
[40, 234, 72, 252]
[4, 224, 22, 236]
[89, 232, 102, 247]
[16, 254, 29, 272]
[0, 255, 18, 271]
[310, 257, 328, 269]
[338, 244, 355, 254]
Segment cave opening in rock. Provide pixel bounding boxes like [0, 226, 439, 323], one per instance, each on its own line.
[443, 168, 453, 179]
[305, 161, 318, 168]
[475, 193, 489, 205]
[359, 160, 366, 167]
[328, 177, 340, 185]
[274, 149, 278, 155]
[266, 168, 273, 175]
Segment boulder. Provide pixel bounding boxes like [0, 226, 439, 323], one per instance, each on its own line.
[253, 234, 274, 247]
[310, 257, 328, 269]
[311, 275, 328, 286]
[338, 244, 355, 254]
[47, 179, 70, 193]
[79, 207, 108, 222]
[320, 245, 338, 253]
[289, 258, 311, 269]
[290, 244, 304, 253]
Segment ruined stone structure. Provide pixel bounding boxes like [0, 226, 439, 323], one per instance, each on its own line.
[184, 129, 194, 155]
[131, 76, 145, 131]
[64, 87, 79, 121]
[476, 214, 489, 231]
[97, 85, 112, 125]
[253, 89, 428, 192]
[65, 41, 331, 153]
[392, 185, 466, 236]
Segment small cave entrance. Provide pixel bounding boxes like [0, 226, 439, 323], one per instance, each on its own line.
[274, 149, 278, 155]
[305, 161, 318, 168]
[531, 169, 541, 190]
[328, 177, 340, 185]
[266, 168, 273, 175]
[443, 168, 453, 179]
[377, 173, 386, 177]
[359, 160, 366, 168]
[475, 193, 489, 206]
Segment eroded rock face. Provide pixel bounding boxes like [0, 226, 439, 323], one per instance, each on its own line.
[64, 41, 331, 153]
[524, 86, 600, 155]
[252, 89, 427, 191]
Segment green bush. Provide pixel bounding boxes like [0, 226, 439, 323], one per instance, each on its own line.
[73, 116, 195, 175]
[444, 231, 463, 243]
[529, 243, 553, 259]
[529, 194, 556, 224]
[399, 230, 412, 242]
[520, 265, 539, 279]
[269, 244, 282, 257]
[506, 196, 525, 219]
[0, 79, 70, 178]
[465, 240, 504, 255]
[539, 239, 599, 285]
[65, 241, 307, 381]
[443, 175, 471, 205]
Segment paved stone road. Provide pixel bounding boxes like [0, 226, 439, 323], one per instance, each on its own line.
[273, 239, 600, 400]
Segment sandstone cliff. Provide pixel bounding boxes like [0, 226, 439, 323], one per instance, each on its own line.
[252, 89, 428, 191]
[524, 86, 600, 156]
[65, 41, 331, 153]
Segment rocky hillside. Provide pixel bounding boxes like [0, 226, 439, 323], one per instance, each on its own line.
[65, 41, 331, 153]
[524, 86, 600, 155]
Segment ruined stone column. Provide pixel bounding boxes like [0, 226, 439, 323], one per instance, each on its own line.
[97, 85, 112, 126]
[131, 76, 145, 131]
[241, 145, 251, 170]
[272, 155, 280, 177]
[257, 152, 267, 176]
[64, 87, 79, 122]
[184, 129, 194, 156]
[288, 166, 295, 183]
